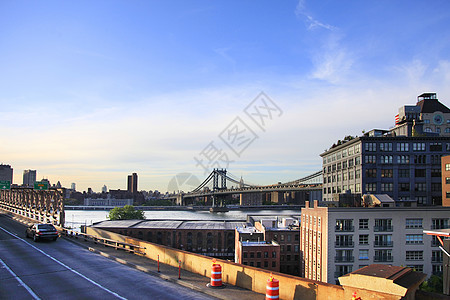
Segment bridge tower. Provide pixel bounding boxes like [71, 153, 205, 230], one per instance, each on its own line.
[212, 169, 227, 191]
[212, 169, 228, 207]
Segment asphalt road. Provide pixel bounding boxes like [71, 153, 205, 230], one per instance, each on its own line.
[0, 214, 214, 300]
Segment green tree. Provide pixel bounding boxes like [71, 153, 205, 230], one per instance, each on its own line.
[108, 205, 145, 220]
[420, 274, 443, 294]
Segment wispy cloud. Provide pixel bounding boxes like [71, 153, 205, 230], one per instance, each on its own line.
[295, 0, 336, 31]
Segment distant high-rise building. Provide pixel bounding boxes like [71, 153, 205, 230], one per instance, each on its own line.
[0, 164, 13, 183]
[102, 185, 108, 193]
[127, 173, 138, 193]
[71, 183, 76, 191]
[23, 170, 37, 187]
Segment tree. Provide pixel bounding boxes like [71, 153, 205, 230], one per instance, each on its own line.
[420, 274, 443, 294]
[108, 205, 145, 220]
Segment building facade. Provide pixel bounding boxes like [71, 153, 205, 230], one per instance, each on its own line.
[321, 93, 450, 205]
[22, 170, 36, 187]
[0, 164, 13, 183]
[301, 200, 450, 284]
[92, 219, 243, 260]
[127, 173, 138, 193]
[441, 155, 450, 207]
[321, 135, 449, 205]
[235, 240, 280, 272]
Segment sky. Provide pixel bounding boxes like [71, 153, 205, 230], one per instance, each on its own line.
[2, 0, 450, 193]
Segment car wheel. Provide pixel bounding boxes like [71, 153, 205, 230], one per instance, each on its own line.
[53, 237, 57, 241]
[25, 231, 29, 238]
[33, 235, 38, 242]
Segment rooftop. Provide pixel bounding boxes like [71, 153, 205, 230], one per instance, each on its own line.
[92, 219, 246, 230]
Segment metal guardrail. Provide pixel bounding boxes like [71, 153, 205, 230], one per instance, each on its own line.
[59, 228, 146, 255]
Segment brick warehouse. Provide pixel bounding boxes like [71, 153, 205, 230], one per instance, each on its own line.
[91, 219, 246, 259]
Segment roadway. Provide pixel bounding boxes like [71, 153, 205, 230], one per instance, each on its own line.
[0, 213, 213, 300]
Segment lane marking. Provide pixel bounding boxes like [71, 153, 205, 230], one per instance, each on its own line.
[0, 226, 127, 300]
[0, 258, 41, 300]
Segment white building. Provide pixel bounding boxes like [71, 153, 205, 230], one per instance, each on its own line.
[301, 200, 449, 284]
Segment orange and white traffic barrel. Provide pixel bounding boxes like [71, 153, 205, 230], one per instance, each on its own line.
[266, 274, 279, 300]
[210, 261, 222, 287]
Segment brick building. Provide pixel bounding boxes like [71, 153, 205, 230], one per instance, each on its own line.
[92, 219, 245, 259]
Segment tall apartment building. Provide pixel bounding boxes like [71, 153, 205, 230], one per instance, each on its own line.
[23, 170, 36, 187]
[127, 173, 138, 193]
[321, 93, 450, 205]
[300, 200, 450, 284]
[0, 164, 13, 182]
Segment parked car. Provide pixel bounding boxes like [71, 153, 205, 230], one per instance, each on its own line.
[26, 223, 59, 242]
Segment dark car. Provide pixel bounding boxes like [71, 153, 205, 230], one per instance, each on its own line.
[26, 223, 59, 242]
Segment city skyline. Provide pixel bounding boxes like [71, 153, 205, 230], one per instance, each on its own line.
[2, 1, 450, 192]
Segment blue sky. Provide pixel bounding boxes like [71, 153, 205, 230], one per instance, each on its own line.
[2, 1, 450, 192]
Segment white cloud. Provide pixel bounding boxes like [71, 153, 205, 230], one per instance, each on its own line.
[295, 0, 337, 32]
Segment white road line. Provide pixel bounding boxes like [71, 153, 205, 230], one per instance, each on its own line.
[0, 258, 41, 300]
[0, 226, 127, 300]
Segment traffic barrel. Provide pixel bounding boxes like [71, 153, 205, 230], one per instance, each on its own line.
[210, 261, 222, 287]
[266, 274, 279, 300]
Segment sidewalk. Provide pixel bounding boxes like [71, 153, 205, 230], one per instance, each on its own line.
[64, 235, 266, 300]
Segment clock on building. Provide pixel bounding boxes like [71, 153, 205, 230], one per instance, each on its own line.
[433, 113, 443, 125]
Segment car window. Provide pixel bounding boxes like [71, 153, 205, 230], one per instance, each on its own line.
[37, 224, 55, 230]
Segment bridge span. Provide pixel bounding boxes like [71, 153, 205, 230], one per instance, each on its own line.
[168, 169, 323, 206]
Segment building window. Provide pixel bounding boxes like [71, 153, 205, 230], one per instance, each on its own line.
[399, 183, 410, 192]
[398, 169, 410, 177]
[375, 234, 393, 247]
[374, 249, 392, 262]
[432, 250, 443, 263]
[432, 183, 441, 192]
[446, 164, 450, 171]
[432, 219, 449, 229]
[414, 183, 426, 192]
[381, 169, 393, 178]
[431, 169, 441, 177]
[407, 265, 423, 272]
[380, 155, 393, 164]
[272, 251, 276, 258]
[412, 143, 425, 151]
[359, 234, 369, 245]
[359, 219, 369, 229]
[365, 183, 376, 192]
[359, 249, 369, 260]
[381, 183, 393, 192]
[397, 155, 410, 164]
[375, 219, 393, 231]
[355, 183, 361, 193]
[257, 252, 261, 258]
[380, 143, 393, 152]
[415, 169, 426, 177]
[365, 143, 377, 152]
[397, 143, 409, 152]
[355, 157, 361, 165]
[348, 147, 354, 156]
[406, 234, 423, 244]
[366, 169, 377, 178]
[336, 219, 354, 232]
[430, 142, 442, 151]
[414, 155, 426, 164]
[365, 155, 376, 164]
[272, 261, 276, 268]
[406, 219, 422, 229]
